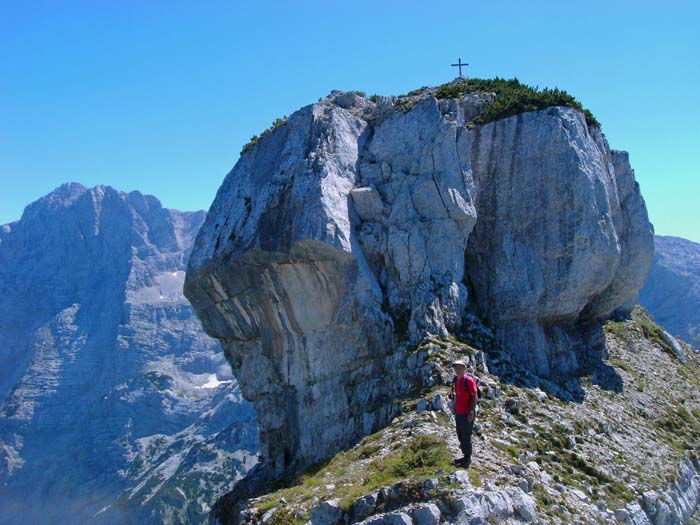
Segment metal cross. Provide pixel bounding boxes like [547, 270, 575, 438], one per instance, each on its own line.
[451, 58, 469, 78]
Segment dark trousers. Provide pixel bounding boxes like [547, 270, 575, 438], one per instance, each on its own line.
[455, 413, 474, 460]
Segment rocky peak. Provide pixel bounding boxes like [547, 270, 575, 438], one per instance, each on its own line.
[184, 83, 655, 487]
[0, 185, 258, 524]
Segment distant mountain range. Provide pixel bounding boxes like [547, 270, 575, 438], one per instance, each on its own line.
[640, 235, 700, 350]
[0, 183, 258, 524]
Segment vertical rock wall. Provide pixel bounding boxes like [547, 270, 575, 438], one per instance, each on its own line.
[184, 89, 654, 477]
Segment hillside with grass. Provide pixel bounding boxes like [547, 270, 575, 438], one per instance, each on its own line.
[220, 308, 699, 525]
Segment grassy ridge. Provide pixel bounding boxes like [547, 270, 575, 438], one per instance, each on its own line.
[434, 78, 600, 129]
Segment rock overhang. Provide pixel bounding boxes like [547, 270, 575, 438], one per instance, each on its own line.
[184, 84, 654, 477]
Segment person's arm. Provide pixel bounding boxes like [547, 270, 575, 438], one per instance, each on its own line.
[467, 377, 478, 422]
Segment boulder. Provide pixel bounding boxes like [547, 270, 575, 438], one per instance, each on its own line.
[184, 88, 654, 478]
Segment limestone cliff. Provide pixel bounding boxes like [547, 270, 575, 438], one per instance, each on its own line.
[184, 84, 654, 482]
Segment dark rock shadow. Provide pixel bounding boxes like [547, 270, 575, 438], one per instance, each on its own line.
[485, 322, 624, 404]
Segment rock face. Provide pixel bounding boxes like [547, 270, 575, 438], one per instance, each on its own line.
[184, 88, 654, 480]
[0, 184, 258, 524]
[640, 235, 700, 349]
[466, 112, 655, 376]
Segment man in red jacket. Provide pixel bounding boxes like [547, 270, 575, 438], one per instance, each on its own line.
[452, 359, 478, 468]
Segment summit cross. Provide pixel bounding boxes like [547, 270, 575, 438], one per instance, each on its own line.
[451, 58, 469, 78]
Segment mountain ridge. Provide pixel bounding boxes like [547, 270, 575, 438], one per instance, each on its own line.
[0, 183, 258, 524]
[640, 235, 700, 350]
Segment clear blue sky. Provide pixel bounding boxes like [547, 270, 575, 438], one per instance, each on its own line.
[1, 1, 699, 241]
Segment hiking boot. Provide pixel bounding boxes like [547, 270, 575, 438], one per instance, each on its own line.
[453, 457, 470, 468]
[454, 457, 471, 468]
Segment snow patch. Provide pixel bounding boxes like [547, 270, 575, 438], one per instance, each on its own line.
[198, 374, 233, 389]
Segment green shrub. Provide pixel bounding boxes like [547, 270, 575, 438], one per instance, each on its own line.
[266, 507, 300, 525]
[435, 77, 600, 128]
[241, 116, 288, 155]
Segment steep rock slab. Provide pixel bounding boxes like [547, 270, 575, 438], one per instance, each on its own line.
[185, 92, 480, 476]
[185, 89, 654, 480]
[466, 107, 654, 376]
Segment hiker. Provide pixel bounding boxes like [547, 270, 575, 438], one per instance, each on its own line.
[451, 359, 478, 468]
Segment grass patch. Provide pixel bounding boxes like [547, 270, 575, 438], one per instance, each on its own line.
[434, 77, 600, 128]
[253, 432, 455, 517]
[654, 404, 700, 453]
[529, 423, 638, 507]
[468, 469, 482, 487]
[266, 507, 299, 525]
[604, 320, 628, 339]
[607, 357, 632, 373]
[241, 116, 288, 155]
[634, 318, 677, 359]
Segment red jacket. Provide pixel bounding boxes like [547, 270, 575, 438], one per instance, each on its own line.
[454, 374, 477, 415]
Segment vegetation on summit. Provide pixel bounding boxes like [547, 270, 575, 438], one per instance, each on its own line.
[434, 77, 601, 128]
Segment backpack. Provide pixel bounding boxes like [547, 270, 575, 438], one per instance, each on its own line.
[453, 374, 482, 399]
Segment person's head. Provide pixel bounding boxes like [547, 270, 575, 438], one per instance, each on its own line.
[452, 359, 466, 377]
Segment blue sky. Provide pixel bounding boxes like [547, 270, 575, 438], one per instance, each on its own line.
[1, 1, 699, 241]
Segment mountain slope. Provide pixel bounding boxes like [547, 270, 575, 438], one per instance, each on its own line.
[640, 236, 700, 349]
[224, 308, 699, 525]
[0, 183, 258, 524]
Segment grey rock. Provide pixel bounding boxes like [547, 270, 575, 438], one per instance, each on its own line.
[422, 478, 439, 492]
[383, 512, 413, 525]
[416, 399, 429, 413]
[518, 478, 531, 493]
[624, 502, 652, 525]
[508, 488, 536, 522]
[479, 488, 513, 518]
[184, 92, 480, 476]
[660, 329, 688, 363]
[351, 187, 385, 222]
[640, 236, 700, 350]
[183, 89, 655, 484]
[466, 109, 654, 377]
[505, 398, 521, 415]
[310, 498, 345, 525]
[409, 504, 440, 525]
[262, 507, 278, 523]
[358, 517, 385, 525]
[0, 184, 258, 524]
[451, 494, 484, 523]
[450, 469, 471, 488]
[431, 394, 446, 412]
[350, 492, 379, 522]
[640, 491, 659, 516]
[615, 508, 631, 523]
[509, 464, 526, 475]
[533, 389, 548, 403]
[485, 384, 501, 400]
[526, 461, 540, 473]
[571, 488, 590, 504]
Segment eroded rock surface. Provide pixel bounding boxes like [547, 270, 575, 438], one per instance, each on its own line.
[0, 184, 258, 524]
[184, 87, 654, 481]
